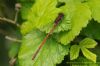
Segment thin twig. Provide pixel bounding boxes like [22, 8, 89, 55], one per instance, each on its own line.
[9, 58, 17, 66]
[0, 17, 15, 24]
[0, 3, 21, 27]
[5, 36, 21, 42]
[0, 17, 20, 27]
[14, 3, 21, 22]
[0, 29, 21, 43]
[14, 10, 19, 22]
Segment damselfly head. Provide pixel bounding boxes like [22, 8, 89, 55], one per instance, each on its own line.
[54, 13, 64, 25]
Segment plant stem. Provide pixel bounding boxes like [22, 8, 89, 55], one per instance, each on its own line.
[5, 36, 21, 42]
[0, 17, 20, 27]
[0, 17, 15, 24]
[9, 58, 16, 66]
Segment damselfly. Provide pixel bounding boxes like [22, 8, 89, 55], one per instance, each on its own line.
[32, 13, 64, 60]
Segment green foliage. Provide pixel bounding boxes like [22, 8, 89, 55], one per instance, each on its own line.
[87, 0, 100, 23]
[17, 0, 100, 66]
[70, 45, 80, 60]
[79, 38, 97, 48]
[1, 0, 100, 66]
[79, 38, 97, 62]
[71, 42, 100, 66]
[81, 48, 96, 63]
[20, 0, 81, 35]
[56, 4, 91, 45]
[18, 30, 69, 66]
[17, 0, 35, 19]
[70, 38, 97, 63]
[21, 0, 60, 34]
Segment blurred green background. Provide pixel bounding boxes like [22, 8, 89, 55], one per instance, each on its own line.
[0, 0, 20, 66]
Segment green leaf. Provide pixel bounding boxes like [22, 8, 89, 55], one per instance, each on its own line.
[71, 56, 98, 66]
[81, 48, 97, 63]
[39, 0, 81, 33]
[20, 3, 34, 20]
[21, 0, 61, 35]
[39, 8, 71, 33]
[39, 0, 85, 33]
[20, 0, 82, 35]
[18, 30, 69, 66]
[70, 45, 80, 60]
[39, 0, 77, 33]
[87, 0, 100, 23]
[79, 38, 97, 48]
[56, 4, 91, 45]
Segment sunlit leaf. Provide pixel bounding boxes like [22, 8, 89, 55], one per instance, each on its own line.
[18, 30, 69, 66]
[81, 48, 96, 63]
[21, 0, 60, 34]
[79, 38, 97, 48]
[56, 4, 91, 45]
[87, 0, 100, 23]
[70, 45, 80, 60]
